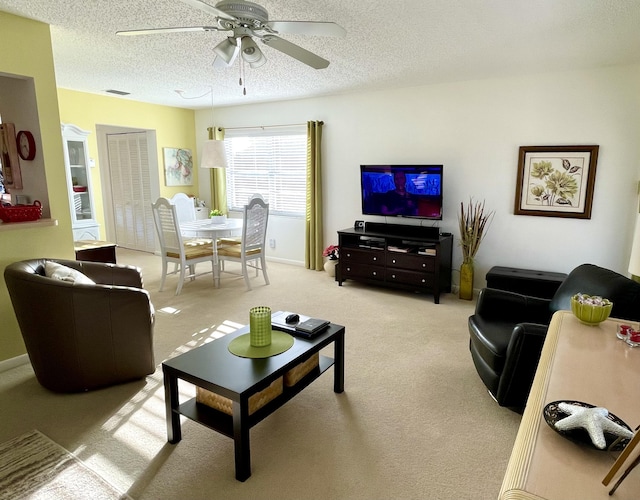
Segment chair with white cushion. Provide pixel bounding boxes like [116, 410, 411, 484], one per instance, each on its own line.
[217, 196, 270, 290]
[152, 197, 215, 295]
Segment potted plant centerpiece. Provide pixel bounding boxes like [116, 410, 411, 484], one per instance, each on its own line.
[458, 199, 494, 300]
[209, 208, 226, 224]
[323, 244, 339, 277]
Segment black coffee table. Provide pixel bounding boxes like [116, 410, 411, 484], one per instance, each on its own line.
[162, 318, 345, 481]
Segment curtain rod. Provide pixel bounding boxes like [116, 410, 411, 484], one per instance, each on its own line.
[223, 123, 307, 131]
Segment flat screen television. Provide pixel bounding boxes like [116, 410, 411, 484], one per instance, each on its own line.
[360, 164, 443, 219]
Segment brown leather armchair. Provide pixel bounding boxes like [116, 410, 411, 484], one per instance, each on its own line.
[4, 258, 155, 393]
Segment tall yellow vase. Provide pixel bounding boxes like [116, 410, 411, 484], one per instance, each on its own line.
[459, 261, 474, 300]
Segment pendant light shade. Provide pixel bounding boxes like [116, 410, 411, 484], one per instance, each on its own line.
[200, 139, 228, 169]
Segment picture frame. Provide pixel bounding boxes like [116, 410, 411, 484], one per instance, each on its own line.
[514, 145, 599, 219]
[163, 147, 193, 186]
[0, 123, 23, 190]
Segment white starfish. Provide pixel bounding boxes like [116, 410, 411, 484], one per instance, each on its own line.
[554, 402, 634, 449]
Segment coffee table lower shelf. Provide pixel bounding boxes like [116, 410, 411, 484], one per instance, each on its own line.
[177, 355, 334, 437]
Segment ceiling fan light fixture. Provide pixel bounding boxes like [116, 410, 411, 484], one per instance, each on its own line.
[213, 37, 238, 65]
[249, 55, 267, 69]
[240, 36, 265, 65]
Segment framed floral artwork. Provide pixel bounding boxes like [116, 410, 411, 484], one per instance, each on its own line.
[514, 145, 599, 219]
[163, 147, 193, 186]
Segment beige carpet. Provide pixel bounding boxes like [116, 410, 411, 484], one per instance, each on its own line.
[0, 249, 521, 499]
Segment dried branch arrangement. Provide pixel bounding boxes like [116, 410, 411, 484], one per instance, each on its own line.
[458, 199, 494, 264]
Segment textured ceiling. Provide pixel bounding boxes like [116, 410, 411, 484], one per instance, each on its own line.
[1, 0, 640, 110]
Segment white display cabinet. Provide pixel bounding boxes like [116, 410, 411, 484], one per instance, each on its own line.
[61, 123, 99, 240]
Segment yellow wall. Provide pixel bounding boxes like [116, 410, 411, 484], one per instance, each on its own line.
[1, 12, 198, 363]
[57, 89, 198, 238]
[0, 12, 74, 361]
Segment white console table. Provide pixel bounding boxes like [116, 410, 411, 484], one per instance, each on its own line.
[499, 310, 640, 500]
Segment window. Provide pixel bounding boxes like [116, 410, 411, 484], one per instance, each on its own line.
[224, 126, 306, 216]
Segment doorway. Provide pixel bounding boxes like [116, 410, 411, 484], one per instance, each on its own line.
[96, 126, 160, 253]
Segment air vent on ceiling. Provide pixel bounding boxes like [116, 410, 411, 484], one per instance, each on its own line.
[105, 89, 130, 96]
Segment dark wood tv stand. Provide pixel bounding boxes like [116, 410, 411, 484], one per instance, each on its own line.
[336, 222, 453, 303]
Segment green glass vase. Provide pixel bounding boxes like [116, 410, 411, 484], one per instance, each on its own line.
[249, 306, 272, 347]
[459, 261, 474, 300]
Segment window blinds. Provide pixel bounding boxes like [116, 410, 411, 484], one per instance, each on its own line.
[224, 126, 306, 216]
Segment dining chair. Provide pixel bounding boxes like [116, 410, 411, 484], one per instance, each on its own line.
[151, 197, 215, 295]
[217, 196, 270, 290]
[170, 192, 196, 223]
[170, 192, 198, 238]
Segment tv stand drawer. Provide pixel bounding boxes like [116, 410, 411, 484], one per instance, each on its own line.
[342, 263, 384, 281]
[386, 252, 435, 272]
[342, 247, 384, 266]
[386, 269, 435, 287]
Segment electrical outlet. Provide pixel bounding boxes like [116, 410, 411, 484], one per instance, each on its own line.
[269, 238, 276, 248]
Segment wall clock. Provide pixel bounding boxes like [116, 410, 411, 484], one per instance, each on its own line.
[16, 130, 36, 161]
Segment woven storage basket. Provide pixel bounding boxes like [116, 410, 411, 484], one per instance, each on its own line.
[0, 200, 42, 223]
[284, 352, 320, 387]
[196, 377, 283, 416]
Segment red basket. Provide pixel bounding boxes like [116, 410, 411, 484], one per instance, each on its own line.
[0, 200, 42, 223]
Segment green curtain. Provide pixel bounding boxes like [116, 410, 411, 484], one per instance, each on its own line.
[305, 121, 324, 270]
[207, 126, 228, 215]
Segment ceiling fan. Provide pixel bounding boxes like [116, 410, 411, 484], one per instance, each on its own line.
[116, 0, 346, 70]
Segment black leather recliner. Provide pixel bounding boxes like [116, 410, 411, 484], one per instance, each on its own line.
[468, 263, 640, 411]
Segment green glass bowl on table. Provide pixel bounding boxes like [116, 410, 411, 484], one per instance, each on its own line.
[570, 293, 613, 326]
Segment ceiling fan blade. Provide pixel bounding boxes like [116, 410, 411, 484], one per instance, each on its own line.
[178, 0, 237, 21]
[262, 35, 329, 69]
[266, 21, 346, 37]
[117, 26, 218, 36]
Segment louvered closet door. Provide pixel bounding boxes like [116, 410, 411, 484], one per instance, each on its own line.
[107, 132, 155, 252]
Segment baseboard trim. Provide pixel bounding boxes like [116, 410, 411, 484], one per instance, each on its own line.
[266, 256, 304, 266]
[0, 354, 29, 373]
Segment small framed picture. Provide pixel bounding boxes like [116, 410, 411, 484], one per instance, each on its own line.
[163, 147, 193, 186]
[514, 145, 599, 219]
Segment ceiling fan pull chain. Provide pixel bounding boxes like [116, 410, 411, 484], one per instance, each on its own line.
[239, 59, 247, 96]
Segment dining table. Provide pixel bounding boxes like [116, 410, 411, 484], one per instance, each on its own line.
[180, 218, 243, 287]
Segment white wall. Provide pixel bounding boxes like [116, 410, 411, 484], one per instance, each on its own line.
[197, 64, 640, 288]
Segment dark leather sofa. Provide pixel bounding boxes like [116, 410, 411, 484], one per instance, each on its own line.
[468, 263, 640, 411]
[4, 258, 155, 393]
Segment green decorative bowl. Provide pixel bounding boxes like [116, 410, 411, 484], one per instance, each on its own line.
[570, 294, 613, 326]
